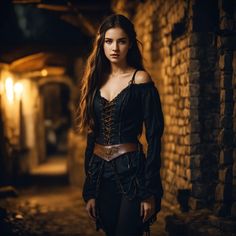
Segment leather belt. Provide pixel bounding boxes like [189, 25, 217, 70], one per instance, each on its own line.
[93, 142, 138, 162]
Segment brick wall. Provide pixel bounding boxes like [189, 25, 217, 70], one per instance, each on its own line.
[215, 0, 236, 217]
[114, 0, 193, 210]
[113, 0, 236, 219]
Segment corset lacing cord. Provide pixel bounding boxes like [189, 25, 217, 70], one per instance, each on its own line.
[100, 99, 116, 144]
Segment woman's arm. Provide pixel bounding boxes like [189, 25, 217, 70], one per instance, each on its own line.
[82, 131, 97, 203]
[139, 76, 164, 216]
[84, 131, 96, 175]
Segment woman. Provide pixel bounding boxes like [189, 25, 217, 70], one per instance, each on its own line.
[78, 14, 164, 236]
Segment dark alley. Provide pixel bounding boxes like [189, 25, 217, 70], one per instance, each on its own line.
[0, 0, 236, 236]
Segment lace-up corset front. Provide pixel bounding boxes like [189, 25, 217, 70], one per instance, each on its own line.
[99, 96, 118, 145]
[94, 72, 140, 145]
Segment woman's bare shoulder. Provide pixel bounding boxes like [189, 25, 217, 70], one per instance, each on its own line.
[134, 70, 153, 84]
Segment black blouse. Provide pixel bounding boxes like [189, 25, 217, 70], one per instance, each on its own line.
[82, 72, 164, 215]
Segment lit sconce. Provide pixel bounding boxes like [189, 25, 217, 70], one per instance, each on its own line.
[41, 69, 48, 77]
[5, 77, 14, 103]
[14, 82, 24, 101]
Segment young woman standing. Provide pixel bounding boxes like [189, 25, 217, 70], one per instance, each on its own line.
[78, 14, 164, 236]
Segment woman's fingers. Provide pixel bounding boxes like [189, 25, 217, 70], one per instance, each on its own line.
[86, 199, 96, 221]
[89, 207, 96, 221]
[141, 196, 156, 222]
[87, 208, 93, 219]
[91, 205, 96, 219]
[87, 205, 95, 219]
[142, 206, 151, 222]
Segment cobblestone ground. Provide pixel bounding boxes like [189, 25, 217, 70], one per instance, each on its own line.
[0, 185, 171, 236]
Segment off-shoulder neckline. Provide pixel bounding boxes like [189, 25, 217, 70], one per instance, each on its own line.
[98, 81, 154, 103]
[132, 81, 154, 86]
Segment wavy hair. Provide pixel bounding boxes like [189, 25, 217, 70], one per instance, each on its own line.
[77, 14, 144, 134]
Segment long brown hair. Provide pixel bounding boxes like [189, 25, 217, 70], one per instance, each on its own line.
[77, 14, 144, 134]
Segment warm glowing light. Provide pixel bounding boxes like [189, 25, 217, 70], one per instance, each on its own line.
[5, 77, 14, 102]
[14, 82, 24, 100]
[41, 69, 48, 76]
[0, 81, 2, 94]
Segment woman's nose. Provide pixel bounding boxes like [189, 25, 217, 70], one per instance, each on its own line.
[112, 42, 119, 51]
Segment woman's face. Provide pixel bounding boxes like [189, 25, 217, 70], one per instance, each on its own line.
[103, 27, 131, 65]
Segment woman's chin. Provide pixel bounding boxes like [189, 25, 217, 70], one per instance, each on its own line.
[108, 58, 125, 64]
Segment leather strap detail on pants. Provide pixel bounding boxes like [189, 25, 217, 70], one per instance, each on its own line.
[93, 142, 138, 162]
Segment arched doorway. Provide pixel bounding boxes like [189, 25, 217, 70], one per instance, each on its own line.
[38, 77, 73, 159]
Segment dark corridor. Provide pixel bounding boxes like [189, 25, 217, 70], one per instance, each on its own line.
[0, 0, 236, 236]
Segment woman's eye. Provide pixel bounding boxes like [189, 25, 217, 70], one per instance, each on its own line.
[105, 40, 112, 44]
[104, 39, 127, 45]
[119, 40, 127, 44]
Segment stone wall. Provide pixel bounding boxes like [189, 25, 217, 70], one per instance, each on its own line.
[114, 0, 193, 210]
[113, 0, 236, 220]
[215, 0, 236, 217]
[188, 0, 220, 210]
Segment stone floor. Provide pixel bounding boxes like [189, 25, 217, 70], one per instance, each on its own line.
[3, 154, 235, 236]
[30, 156, 67, 176]
[2, 154, 234, 236]
[0, 185, 171, 236]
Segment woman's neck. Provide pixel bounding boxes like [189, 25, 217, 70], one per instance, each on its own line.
[110, 62, 132, 76]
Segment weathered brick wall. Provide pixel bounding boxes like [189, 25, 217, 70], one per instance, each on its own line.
[131, 0, 192, 210]
[187, 31, 219, 211]
[188, 0, 220, 211]
[113, 0, 236, 219]
[214, 0, 236, 217]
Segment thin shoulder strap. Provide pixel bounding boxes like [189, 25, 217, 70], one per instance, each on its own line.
[130, 69, 139, 84]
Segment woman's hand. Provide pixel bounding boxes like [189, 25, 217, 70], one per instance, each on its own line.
[86, 198, 96, 221]
[140, 195, 156, 222]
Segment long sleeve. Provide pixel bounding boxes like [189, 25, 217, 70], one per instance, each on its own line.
[82, 131, 97, 202]
[84, 131, 96, 175]
[141, 82, 164, 202]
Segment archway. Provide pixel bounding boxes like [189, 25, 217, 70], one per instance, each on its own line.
[38, 77, 74, 158]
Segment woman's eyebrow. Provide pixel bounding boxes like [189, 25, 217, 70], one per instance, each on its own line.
[104, 37, 127, 40]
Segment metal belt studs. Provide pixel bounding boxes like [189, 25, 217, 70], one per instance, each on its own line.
[104, 146, 119, 161]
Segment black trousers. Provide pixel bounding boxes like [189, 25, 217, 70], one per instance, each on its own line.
[96, 178, 144, 236]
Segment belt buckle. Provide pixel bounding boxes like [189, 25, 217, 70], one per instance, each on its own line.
[105, 146, 118, 161]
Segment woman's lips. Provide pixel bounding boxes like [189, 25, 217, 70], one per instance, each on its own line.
[110, 54, 119, 57]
